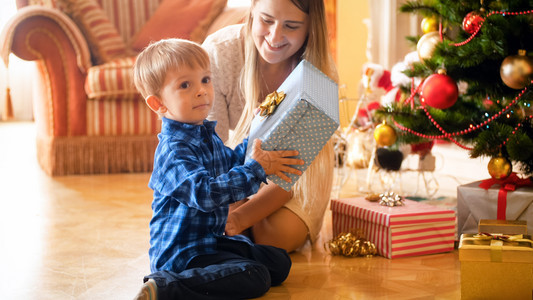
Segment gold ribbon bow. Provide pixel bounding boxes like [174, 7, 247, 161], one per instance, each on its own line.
[474, 232, 526, 242]
[258, 91, 285, 116]
[325, 229, 377, 258]
[470, 233, 533, 262]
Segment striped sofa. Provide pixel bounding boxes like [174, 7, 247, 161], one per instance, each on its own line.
[1, 0, 247, 175]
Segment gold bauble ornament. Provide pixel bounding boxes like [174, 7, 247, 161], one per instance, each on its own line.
[417, 31, 440, 62]
[374, 121, 397, 147]
[487, 156, 512, 180]
[500, 50, 533, 89]
[421, 17, 438, 34]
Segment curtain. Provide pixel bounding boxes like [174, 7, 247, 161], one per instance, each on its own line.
[367, 0, 419, 69]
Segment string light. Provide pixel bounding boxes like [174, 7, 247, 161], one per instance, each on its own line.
[393, 82, 531, 150]
[453, 9, 533, 47]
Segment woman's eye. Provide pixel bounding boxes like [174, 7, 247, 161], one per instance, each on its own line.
[286, 24, 298, 30]
[262, 17, 274, 25]
[179, 82, 190, 89]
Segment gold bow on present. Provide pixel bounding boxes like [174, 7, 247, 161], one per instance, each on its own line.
[259, 91, 285, 116]
[325, 229, 377, 258]
[473, 232, 528, 242]
[465, 233, 533, 262]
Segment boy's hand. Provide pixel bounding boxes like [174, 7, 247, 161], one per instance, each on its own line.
[250, 139, 304, 183]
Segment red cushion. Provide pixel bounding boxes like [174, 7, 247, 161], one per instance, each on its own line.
[130, 0, 227, 51]
[57, 0, 128, 64]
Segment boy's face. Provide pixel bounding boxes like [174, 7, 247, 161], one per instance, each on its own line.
[157, 64, 214, 125]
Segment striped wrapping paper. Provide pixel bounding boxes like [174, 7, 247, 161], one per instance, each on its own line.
[331, 197, 456, 259]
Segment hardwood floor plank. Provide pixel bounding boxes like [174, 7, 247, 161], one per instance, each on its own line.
[1, 122, 489, 299]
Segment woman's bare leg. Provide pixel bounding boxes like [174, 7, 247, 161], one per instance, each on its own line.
[252, 207, 308, 252]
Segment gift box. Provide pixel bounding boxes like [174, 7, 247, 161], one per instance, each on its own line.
[331, 197, 456, 258]
[245, 60, 339, 191]
[457, 176, 533, 237]
[459, 233, 533, 299]
[478, 219, 528, 235]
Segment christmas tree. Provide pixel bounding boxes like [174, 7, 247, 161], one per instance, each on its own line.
[374, 0, 533, 179]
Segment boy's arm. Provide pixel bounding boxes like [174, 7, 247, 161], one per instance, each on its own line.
[152, 143, 267, 213]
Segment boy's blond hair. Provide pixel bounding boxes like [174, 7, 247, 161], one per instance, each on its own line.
[133, 38, 210, 99]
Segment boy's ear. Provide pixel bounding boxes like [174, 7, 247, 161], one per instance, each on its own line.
[145, 95, 166, 113]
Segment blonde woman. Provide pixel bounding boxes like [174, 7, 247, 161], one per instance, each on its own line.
[203, 0, 337, 252]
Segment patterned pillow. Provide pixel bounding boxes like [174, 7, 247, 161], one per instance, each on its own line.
[130, 0, 227, 51]
[84, 56, 139, 101]
[57, 0, 128, 64]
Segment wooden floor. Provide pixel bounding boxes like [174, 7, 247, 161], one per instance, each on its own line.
[0, 121, 490, 300]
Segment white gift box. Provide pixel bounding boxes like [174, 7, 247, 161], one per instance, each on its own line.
[246, 60, 339, 191]
[457, 180, 533, 236]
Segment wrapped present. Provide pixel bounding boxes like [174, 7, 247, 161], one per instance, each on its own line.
[246, 60, 339, 191]
[478, 219, 528, 235]
[331, 197, 456, 258]
[459, 233, 533, 299]
[457, 175, 533, 237]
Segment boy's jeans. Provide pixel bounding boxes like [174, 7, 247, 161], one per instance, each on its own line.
[145, 237, 292, 299]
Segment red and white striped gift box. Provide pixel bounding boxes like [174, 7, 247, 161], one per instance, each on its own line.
[331, 197, 456, 259]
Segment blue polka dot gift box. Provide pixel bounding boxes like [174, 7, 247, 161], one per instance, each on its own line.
[246, 60, 339, 191]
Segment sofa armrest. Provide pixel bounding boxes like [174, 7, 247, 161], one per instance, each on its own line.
[1, 6, 92, 136]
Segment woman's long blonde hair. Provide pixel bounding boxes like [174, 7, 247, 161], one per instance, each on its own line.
[230, 0, 338, 223]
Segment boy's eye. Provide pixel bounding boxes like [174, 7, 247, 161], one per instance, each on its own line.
[179, 82, 190, 89]
[202, 76, 211, 84]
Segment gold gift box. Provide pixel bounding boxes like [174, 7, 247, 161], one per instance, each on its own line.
[459, 233, 533, 300]
[478, 219, 528, 235]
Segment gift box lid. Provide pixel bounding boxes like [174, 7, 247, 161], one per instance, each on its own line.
[478, 219, 528, 235]
[246, 59, 339, 154]
[459, 233, 533, 263]
[331, 197, 456, 228]
[457, 179, 533, 216]
[277, 59, 339, 122]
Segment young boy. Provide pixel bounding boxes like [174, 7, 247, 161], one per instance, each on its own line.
[132, 38, 304, 300]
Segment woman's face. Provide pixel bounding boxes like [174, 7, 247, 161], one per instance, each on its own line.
[251, 0, 309, 65]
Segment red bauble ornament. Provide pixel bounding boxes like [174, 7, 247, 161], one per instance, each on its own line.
[420, 73, 459, 109]
[462, 11, 485, 34]
[410, 141, 435, 156]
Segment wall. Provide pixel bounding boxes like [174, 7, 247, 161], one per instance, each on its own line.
[336, 0, 369, 127]
[336, 0, 420, 127]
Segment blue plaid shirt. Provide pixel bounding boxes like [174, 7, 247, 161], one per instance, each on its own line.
[148, 117, 267, 272]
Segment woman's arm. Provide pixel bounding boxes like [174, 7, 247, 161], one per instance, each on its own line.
[225, 182, 292, 235]
[208, 84, 231, 143]
[203, 25, 247, 144]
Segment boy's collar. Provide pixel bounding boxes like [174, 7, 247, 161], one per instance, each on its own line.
[161, 117, 217, 133]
